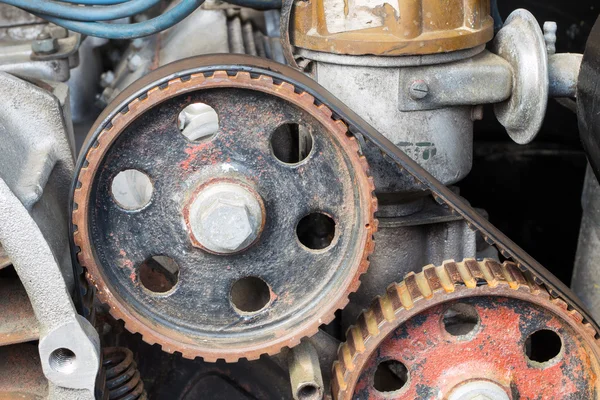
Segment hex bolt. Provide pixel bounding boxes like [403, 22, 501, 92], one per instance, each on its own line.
[409, 80, 430, 100]
[448, 381, 510, 400]
[127, 53, 144, 72]
[100, 71, 115, 88]
[544, 21, 557, 55]
[32, 32, 59, 55]
[188, 182, 264, 254]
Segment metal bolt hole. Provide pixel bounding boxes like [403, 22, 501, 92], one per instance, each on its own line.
[139, 255, 179, 293]
[373, 360, 409, 393]
[296, 213, 336, 250]
[442, 303, 480, 337]
[271, 122, 313, 164]
[525, 329, 563, 365]
[49, 348, 77, 375]
[297, 383, 321, 400]
[230, 276, 271, 313]
[111, 169, 153, 210]
[178, 102, 219, 141]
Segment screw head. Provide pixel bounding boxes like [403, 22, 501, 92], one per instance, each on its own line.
[187, 182, 264, 254]
[409, 80, 429, 100]
[32, 37, 58, 55]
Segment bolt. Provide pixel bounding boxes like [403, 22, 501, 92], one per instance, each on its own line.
[100, 71, 115, 88]
[127, 53, 144, 72]
[544, 21, 557, 55]
[409, 80, 429, 100]
[178, 103, 219, 141]
[188, 182, 264, 254]
[131, 38, 145, 50]
[32, 33, 59, 55]
[448, 381, 509, 400]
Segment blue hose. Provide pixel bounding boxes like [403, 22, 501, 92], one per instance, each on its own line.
[57, 0, 130, 4]
[1, 0, 160, 21]
[34, 0, 204, 39]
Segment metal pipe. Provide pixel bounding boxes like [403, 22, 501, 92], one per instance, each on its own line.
[548, 53, 583, 98]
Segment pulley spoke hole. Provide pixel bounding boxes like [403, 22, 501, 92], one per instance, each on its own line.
[111, 169, 153, 210]
[525, 329, 563, 366]
[442, 303, 480, 338]
[230, 276, 271, 314]
[297, 383, 321, 400]
[271, 122, 313, 164]
[139, 256, 179, 294]
[373, 360, 409, 393]
[49, 348, 77, 375]
[296, 212, 336, 250]
[178, 103, 219, 141]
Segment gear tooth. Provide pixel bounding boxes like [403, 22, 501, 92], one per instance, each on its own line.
[235, 71, 251, 80]
[434, 265, 455, 293]
[332, 361, 347, 394]
[485, 259, 505, 286]
[395, 281, 414, 310]
[257, 74, 273, 85]
[455, 260, 477, 288]
[212, 70, 229, 79]
[423, 265, 442, 292]
[362, 309, 380, 336]
[415, 272, 433, 299]
[278, 81, 295, 92]
[338, 342, 354, 372]
[298, 91, 315, 105]
[348, 325, 366, 353]
[317, 103, 333, 118]
[378, 294, 397, 321]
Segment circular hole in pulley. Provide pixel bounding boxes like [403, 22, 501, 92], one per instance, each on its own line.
[296, 212, 336, 250]
[270, 122, 313, 164]
[49, 348, 77, 375]
[525, 329, 563, 366]
[373, 360, 409, 393]
[178, 103, 219, 141]
[230, 276, 271, 313]
[139, 255, 180, 294]
[111, 169, 153, 210]
[442, 303, 481, 338]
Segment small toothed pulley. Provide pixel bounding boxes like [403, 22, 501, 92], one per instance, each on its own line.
[72, 59, 377, 362]
[333, 259, 600, 399]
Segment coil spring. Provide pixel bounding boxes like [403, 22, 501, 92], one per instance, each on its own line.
[102, 347, 146, 400]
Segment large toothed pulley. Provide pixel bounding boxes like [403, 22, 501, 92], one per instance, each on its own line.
[72, 57, 377, 362]
[333, 259, 600, 399]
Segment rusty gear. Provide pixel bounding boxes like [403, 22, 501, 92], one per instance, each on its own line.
[332, 259, 600, 399]
[72, 68, 377, 362]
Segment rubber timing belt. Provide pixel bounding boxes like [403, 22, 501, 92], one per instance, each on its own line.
[70, 54, 600, 337]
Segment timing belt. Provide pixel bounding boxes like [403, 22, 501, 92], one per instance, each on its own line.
[70, 54, 600, 339]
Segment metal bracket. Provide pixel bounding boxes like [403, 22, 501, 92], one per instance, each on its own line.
[398, 51, 513, 112]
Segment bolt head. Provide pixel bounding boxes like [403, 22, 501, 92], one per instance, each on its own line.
[409, 80, 429, 100]
[32, 37, 58, 55]
[199, 199, 254, 252]
[187, 182, 264, 254]
[127, 54, 144, 72]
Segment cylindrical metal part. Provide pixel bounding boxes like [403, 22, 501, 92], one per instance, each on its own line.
[549, 53, 583, 98]
[311, 61, 475, 191]
[291, 0, 493, 56]
[288, 341, 324, 400]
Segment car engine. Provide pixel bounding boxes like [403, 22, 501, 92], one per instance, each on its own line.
[0, 0, 599, 399]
